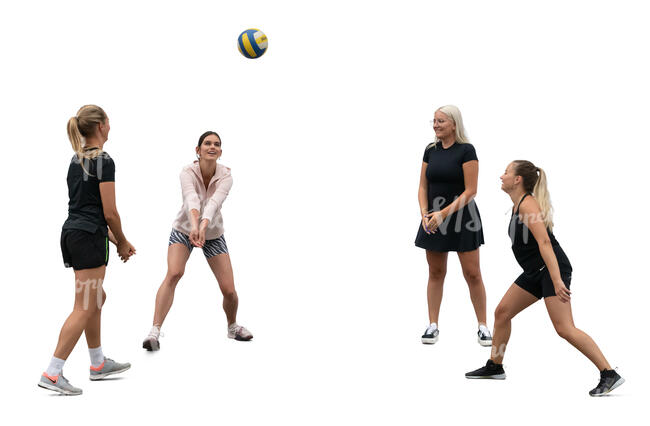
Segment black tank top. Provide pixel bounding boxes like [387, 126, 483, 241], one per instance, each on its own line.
[508, 193, 570, 272]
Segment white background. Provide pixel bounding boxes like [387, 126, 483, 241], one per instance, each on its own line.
[0, 0, 647, 424]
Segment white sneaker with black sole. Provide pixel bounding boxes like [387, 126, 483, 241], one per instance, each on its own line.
[477, 326, 492, 347]
[421, 324, 439, 344]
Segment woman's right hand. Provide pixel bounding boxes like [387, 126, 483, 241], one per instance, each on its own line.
[421, 212, 436, 234]
[117, 240, 135, 262]
[189, 227, 203, 248]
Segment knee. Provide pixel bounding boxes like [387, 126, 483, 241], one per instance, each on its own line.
[222, 289, 237, 301]
[428, 267, 446, 281]
[166, 269, 184, 285]
[494, 304, 511, 324]
[463, 269, 482, 285]
[554, 324, 575, 341]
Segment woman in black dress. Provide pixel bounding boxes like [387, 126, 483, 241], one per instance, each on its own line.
[464, 160, 624, 396]
[416, 105, 491, 346]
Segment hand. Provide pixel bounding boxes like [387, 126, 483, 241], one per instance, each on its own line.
[189, 227, 203, 248]
[553, 280, 571, 303]
[117, 240, 136, 262]
[425, 211, 444, 233]
[197, 219, 209, 247]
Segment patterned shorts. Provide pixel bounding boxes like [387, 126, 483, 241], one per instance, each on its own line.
[168, 228, 228, 258]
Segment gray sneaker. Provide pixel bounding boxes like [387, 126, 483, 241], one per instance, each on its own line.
[89, 357, 131, 381]
[38, 372, 83, 395]
[228, 323, 253, 341]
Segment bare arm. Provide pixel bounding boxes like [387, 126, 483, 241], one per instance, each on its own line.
[519, 197, 570, 302]
[108, 229, 118, 245]
[99, 182, 126, 244]
[440, 160, 478, 220]
[418, 162, 429, 216]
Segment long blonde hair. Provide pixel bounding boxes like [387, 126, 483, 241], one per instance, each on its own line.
[512, 160, 554, 231]
[429, 104, 469, 149]
[66, 105, 107, 175]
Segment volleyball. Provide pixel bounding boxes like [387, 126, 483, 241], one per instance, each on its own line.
[237, 29, 268, 59]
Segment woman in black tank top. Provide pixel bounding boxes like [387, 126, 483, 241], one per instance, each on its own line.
[464, 160, 624, 396]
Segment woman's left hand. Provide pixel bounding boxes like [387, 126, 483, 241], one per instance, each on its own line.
[198, 219, 209, 247]
[425, 211, 444, 233]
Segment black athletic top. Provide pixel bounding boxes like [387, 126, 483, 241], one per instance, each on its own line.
[61, 147, 115, 236]
[414, 141, 484, 252]
[422, 142, 478, 211]
[509, 193, 571, 273]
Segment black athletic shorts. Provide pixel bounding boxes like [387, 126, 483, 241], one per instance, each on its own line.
[61, 228, 109, 270]
[515, 264, 572, 299]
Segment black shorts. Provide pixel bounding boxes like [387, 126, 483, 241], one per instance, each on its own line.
[515, 264, 572, 299]
[61, 228, 109, 270]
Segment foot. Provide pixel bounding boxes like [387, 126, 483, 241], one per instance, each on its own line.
[589, 368, 625, 396]
[142, 336, 160, 351]
[89, 357, 131, 381]
[465, 359, 506, 379]
[228, 323, 253, 341]
[38, 372, 82, 395]
[421, 324, 439, 344]
[477, 325, 492, 347]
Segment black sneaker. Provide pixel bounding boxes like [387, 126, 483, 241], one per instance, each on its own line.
[465, 359, 506, 379]
[421, 325, 439, 344]
[589, 369, 625, 397]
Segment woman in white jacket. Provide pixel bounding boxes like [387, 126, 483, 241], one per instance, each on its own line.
[143, 131, 252, 350]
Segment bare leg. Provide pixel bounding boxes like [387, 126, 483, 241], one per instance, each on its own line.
[206, 253, 238, 325]
[457, 248, 488, 326]
[53, 266, 106, 360]
[425, 250, 448, 324]
[152, 244, 191, 327]
[545, 296, 611, 371]
[84, 289, 106, 349]
[491, 284, 538, 364]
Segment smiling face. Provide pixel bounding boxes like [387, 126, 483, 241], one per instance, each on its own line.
[500, 162, 521, 193]
[196, 134, 222, 160]
[433, 110, 456, 141]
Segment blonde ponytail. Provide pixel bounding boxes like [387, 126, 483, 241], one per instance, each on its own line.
[512, 160, 554, 231]
[533, 167, 554, 231]
[66, 105, 107, 176]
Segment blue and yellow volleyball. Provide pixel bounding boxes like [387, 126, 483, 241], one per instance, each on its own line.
[237, 29, 268, 59]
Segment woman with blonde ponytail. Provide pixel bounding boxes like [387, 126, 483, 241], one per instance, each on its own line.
[465, 160, 624, 397]
[38, 105, 135, 396]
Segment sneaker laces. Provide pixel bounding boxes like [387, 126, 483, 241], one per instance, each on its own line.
[425, 324, 437, 335]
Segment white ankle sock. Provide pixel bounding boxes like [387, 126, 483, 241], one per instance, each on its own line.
[89, 346, 104, 368]
[149, 325, 161, 338]
[479, 324, 490, 334]
[429, 322, 438, 330]
[45, 357, 65, 377]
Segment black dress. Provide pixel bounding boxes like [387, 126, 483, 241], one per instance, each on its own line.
[414, 141, 484, 252]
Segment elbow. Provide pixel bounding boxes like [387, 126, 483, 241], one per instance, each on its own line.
[103, 209, 119, 223]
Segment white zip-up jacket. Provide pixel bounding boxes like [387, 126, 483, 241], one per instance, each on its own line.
[172, 161, 233, 240]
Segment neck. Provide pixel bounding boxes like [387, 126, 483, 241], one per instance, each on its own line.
[509, 187, 528, 206]
[440, 135, 455, 147]
[84, 136, 104, 150]
[199, 158, 217, 179]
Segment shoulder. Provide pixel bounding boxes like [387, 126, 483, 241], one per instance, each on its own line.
[460, 142, 476, 152]
[518, 195, 542, 216]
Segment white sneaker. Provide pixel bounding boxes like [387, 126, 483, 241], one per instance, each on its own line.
[421, 324, 439, 344]
[228, 323, 253, 341]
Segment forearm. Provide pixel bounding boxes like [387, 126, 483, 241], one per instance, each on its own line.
[108, 229, 118, 245]
[105, 213, 126, 244]
[190, 209, 200, 230]
[539, 242, 563, 283]
[441, 190, 476, 218]
[418, 186, 429, 216]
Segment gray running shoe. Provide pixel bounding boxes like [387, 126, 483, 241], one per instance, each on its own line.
[589, 368, 625, 396]
[38, 372, 83, 395]
[228, 323, 253, 341]
[89, 357, 131, 381]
